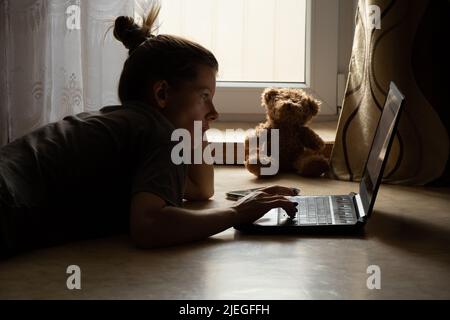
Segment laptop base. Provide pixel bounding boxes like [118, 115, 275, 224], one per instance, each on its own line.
[234, 221, 366, 235]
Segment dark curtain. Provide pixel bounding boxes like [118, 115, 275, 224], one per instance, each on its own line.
[328, 0, 449, 186]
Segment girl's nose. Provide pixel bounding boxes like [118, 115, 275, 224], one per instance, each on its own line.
[208, 105, 219, 122]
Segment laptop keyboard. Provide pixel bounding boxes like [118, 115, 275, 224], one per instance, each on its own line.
[333, 196, 358, 224]
[292, 196, 357, 225]
[297, 197, 332, 225]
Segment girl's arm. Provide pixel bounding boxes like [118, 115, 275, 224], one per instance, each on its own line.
[130, 186, 298, 249]
[184, 140, 214, 201]
[184, 163, 214, 201]
[131, 192, 236, 248]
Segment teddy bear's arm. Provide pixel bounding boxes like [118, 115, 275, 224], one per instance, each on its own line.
[298, 127, 325, 151]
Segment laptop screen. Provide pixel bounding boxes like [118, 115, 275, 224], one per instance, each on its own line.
[359, 83, 405, 216]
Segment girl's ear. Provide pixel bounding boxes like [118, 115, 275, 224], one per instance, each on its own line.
[153, 80, 170, 109]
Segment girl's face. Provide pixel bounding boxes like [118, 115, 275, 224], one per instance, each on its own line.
[159, 65, 219, 137]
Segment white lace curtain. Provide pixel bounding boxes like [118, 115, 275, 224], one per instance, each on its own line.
[0, 0, 152, 147]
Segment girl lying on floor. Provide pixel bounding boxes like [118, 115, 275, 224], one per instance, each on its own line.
[0, 5, 298, 259]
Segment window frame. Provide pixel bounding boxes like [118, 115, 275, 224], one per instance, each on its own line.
[213, 0, 339, 121]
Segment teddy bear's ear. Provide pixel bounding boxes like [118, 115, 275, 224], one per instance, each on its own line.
[306, 97, 321, 116]
[262, 88, 278, 106]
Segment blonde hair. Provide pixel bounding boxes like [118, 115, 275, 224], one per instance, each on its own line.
[113, 4, 218, 104]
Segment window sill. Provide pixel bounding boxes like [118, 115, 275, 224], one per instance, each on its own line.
[206, 120, 337, 165]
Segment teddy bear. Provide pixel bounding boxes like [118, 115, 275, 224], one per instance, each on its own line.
[244, 88, 330, 178]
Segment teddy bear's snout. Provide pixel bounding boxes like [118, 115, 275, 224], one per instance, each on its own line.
[279, 102, 303, 116]
[283, 103, 294, 110]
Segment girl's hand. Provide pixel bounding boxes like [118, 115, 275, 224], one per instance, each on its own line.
[230, 185, 299, 225]
[258, 185, 300, 197]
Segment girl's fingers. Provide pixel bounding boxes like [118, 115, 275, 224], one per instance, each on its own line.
[256, 194, 289, 201]
[263, 199, 297, 215]
[261, 185, 300, 196]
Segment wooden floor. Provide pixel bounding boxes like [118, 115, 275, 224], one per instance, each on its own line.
[1, 166, 449, 299]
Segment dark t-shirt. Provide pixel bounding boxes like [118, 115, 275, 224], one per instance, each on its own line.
[0, 101, 186, 252]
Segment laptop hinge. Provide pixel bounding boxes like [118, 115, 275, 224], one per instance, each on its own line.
[353, 193, 367, 220]
[349, 193, 366, 220]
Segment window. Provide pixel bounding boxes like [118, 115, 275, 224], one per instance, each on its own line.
[159, 0, 307, 84]
[157, 0, 339, 119]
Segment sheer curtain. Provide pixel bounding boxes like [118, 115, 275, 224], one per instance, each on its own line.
[0, 0, 152, 147]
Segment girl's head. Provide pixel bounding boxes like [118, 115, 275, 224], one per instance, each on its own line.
[113, 5, 219, 134]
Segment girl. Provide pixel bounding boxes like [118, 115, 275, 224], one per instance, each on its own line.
[0, 5, 297, 258]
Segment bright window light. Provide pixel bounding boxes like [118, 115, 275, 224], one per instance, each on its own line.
[158, 0, 307, 83]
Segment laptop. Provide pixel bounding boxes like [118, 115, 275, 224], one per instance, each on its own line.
[234, 82, 405, 233]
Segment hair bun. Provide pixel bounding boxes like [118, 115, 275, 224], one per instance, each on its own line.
[113, 16, 149, 53]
